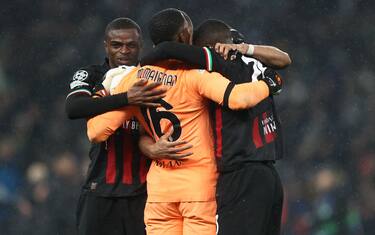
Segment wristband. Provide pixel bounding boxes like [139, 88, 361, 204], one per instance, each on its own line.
[246, 44, 255, 56]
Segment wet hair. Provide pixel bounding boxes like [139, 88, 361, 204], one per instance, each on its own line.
[148, 8, 186, 45]
[104, 17, 142, 39]
[193, 19, 232, 47]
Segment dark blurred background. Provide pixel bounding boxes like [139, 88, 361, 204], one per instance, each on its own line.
[0, 0, 374, 234]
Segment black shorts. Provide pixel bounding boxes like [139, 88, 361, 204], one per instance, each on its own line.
[216, 161, 283, 235]
[76, 191, 147, 235]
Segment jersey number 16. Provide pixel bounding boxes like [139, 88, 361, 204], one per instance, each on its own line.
[141, 99, 181, 141]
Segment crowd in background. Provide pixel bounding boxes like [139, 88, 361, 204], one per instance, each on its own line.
[0, 0, 374, 234]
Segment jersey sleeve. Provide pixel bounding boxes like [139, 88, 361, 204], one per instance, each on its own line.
[65, 93, 129, 119]
[140, 42, 227, 73]
[241, 56, 268, 82]
[102, 65, 137, 94]
[190, 70, 231, 105]
[191, 69, 269, 110]
[228, 81, 269, 110]
[87, 106, 134, 143]
[66, 66, 100, 98]
[65, 66, 134, 120]
[202, 47, 231, 73]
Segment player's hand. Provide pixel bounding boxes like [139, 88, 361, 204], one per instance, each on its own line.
[148, 129, 193, 160]
[215, 43, 248, 60]
[260, 69, 283, 95]
[127, 79, 167, 107]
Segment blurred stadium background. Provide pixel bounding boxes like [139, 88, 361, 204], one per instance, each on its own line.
[0, 0, 374, 234]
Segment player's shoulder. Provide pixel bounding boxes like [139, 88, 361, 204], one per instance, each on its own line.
[67, 62, 109, 97]
[80, 64, 104, 71]
[188, 69, 223, 78]
[106, 65, 137, 78]
[241, 56, 268, 71]
[188, 67, 220, 75]
[107, 65, 138, 92]
[191, 69, 207, 74]
[71, 63, 107, 83]
[240, 56, 265, 67]
[81, 63, 108, 75]
[183, 69, 209, 80]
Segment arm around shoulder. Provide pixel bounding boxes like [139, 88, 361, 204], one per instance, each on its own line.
[87, 109, 131, 143]
[227, 81, 270, 110]
[252, 45, 291, 69]
[227, 68, 283, 109]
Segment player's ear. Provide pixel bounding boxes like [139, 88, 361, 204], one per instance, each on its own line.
[104, 40, 109, 54]
[177, 28, 190, 44]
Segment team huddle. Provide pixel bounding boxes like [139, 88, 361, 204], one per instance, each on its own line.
[66, 8, 291, 235]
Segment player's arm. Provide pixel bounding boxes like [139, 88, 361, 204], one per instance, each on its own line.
[138, 129, 193, 160]
[87, 75, 167, 143]
[141, 42, 227, 72]
[87, 107, 133, 143]
[66, 92, 130, 119]
[215, 43, 291, 69]
[65, 67, 130, 119]
[65, 66, 132, 119]
[195, 69, 282, 110]
[86, 88, 165, 143]
[86, 72, 137, 143]
[66, 71, 166, 119]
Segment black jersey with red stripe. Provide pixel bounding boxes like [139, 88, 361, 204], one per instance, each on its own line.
[67, 59, 150, 196]
[207, 53, 284, 172]
[84, 118, 149, 196]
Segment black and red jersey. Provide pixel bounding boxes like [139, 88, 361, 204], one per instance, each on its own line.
[84, 119, 149, 196]
[66, 60, 110, 98]
[208, 54, 283, 172]
[66, 59, 150, 196]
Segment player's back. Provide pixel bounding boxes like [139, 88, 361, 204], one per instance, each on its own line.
[114, 61, 230, 202]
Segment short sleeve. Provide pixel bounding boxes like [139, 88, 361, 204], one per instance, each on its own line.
[112, 68, 139, 95]
[190, 69, 231, 105]
[87, 106, 135, 143]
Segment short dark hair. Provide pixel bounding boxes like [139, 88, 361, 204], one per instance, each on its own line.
[105, 17, 142, 39]
[193, 19, 232, 47]
[148, 8, 186, 45]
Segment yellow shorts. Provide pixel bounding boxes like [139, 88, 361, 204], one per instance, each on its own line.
[144, 201, 217, 235]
